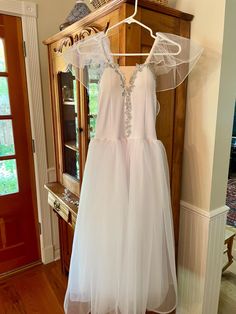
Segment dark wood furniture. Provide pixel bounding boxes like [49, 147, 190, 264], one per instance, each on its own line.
[43, 0, 193, 279]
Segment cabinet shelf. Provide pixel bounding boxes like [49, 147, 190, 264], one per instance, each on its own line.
[64, 141, 79, 152]
[63, 100, 75, 106]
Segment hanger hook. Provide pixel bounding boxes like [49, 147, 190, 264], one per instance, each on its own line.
[131, 0, 138, 18]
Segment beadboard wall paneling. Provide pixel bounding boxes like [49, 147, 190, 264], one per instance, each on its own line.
[177, 201, 228, 314]
[202, 210, 227, 313]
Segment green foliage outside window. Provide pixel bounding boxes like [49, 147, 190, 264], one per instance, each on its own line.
[0, 159, 19, 195]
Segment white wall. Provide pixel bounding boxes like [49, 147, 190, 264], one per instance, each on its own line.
[175, 0, 236, 313]
[210, 0, 236, 211]
[176, 0, 226, 212]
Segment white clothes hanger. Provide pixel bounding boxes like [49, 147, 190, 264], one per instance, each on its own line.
[105, 0, 181, 57]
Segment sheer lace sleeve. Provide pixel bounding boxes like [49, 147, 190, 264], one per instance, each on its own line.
[62, 31, 203, 91]
[150, 32, 203, 92]
[62, 32, 111, 88]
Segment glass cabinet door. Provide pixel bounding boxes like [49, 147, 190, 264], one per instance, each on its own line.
[57, 68, 100, 187]
[58, 71, 80, 181]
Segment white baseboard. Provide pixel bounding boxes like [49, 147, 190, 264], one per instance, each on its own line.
[54, 248, 61, 261]
[41, 244, 54, 264]
[41, 244, 60, 264]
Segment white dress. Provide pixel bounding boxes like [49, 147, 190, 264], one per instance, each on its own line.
[63, 32, 203, 314]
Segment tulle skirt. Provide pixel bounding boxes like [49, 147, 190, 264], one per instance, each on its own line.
[64, 138, 177, 314]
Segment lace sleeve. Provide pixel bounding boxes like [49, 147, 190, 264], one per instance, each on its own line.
[62, 32, 110, 89]
[150, 32, 203, 92]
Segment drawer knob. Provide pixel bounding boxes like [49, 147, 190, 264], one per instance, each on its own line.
[53, 200, 60, 212]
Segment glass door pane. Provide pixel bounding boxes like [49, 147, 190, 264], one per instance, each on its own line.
[0, 159, 19, 195]
[0, 77, 10, 115]
[0, 37, 18, 196]
[0, 120, 15, 156]
[58, 71, 80, 180]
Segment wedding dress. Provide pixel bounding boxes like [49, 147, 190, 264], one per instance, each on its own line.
[62, 31, 203, 314]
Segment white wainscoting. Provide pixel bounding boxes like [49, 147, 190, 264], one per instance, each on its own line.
[177, 201, 228, 314]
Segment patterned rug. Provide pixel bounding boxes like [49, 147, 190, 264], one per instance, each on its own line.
[226, 178, 236, 227]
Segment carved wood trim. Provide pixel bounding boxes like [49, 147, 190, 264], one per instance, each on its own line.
[53, 23, 109, 53]
[43, 0, 193, 46]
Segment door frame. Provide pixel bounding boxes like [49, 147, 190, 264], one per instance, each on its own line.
[0, 1, 54, 264]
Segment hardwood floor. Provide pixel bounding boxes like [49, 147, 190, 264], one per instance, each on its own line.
[218, 261, 236, 313]
[0, 261, 67, 314]
[1, 250, 235, 314]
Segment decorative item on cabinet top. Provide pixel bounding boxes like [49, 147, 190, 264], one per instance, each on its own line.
[45, 183, 78, 229]
[90, 0, 168, 9]
[60, 0, 91, 31]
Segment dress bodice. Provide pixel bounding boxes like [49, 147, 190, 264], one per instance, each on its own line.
[63, 31, 203, 141]
[63, 31, 202, 142]
[95, 63, 158, 140]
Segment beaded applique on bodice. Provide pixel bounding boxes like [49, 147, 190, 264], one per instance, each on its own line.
[103, 62, 156, 137]
[95, 62, 158, 140]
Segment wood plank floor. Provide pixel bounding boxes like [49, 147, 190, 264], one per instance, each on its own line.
[218, 262, 236, 313]
[1, 253, 235, 314]
[0, 261, 67, 314]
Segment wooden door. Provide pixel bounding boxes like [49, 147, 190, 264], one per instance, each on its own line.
[0, 14, 40, 274]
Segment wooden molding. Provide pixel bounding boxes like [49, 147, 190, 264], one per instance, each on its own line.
[180, 201, 229, 219]
[21, 13, 54, 264]
[43, 0, 193, 45]
[53, 24, 108, 53]
[0, 0, 37, 17]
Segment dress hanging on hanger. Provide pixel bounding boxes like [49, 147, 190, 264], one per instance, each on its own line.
[62, 11, 203, 314]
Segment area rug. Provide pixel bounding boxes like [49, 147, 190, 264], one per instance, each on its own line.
[226, 178, 236, 227]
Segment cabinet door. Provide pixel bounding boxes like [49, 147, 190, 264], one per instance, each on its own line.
[50, 45, 82, 196]
[58, 71, 81, 190]
[138, 5, 190, 247]
[79, 34, 120, 169]
[58, 216, 74, 274]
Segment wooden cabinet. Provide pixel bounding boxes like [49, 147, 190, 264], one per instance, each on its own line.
[44, 0, 193, 275]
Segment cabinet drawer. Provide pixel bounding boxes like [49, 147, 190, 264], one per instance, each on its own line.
[45, 182, 78, 230]
[48, 192, 69, 222]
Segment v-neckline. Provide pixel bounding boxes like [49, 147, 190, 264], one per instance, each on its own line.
[100, 32, 157, 90]
[107, 62, 151, 91]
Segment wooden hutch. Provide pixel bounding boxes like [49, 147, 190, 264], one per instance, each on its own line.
[44, 0, 193, 275]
